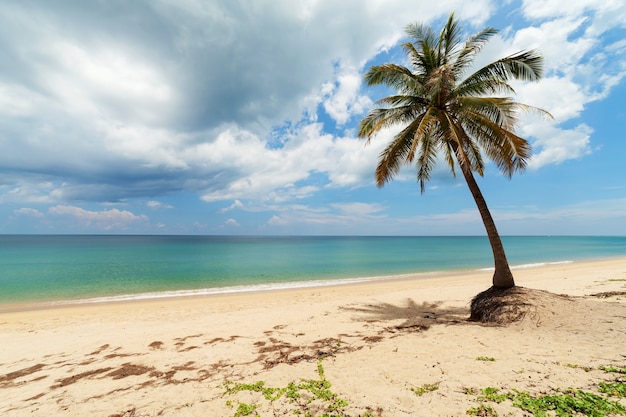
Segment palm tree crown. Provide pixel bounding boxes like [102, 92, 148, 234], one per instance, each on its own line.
[358, 12, 549, 289]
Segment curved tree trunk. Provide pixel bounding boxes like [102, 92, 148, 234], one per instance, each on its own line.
[455, 150, 515, 289]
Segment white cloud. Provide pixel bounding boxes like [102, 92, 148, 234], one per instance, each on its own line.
[147, 200, 174, 209]
[521, 0, 626, 21]
[388, 196, 626, 235]
[490, 197, 626, 235]
[225, 218, 240, 227]
[0, 83, 48, 117]
[321, 67, 373, 125]
[513, 17, 594, 75]
[48, 205, 148, 230]
[497, 3, 626, 170]
[0, 0, 624, 234]
[525, 123, 593, 169]
[267, 215, 288, 226]
[192, 123, 382, 203]
[0, 181, 59, 205]
[262, 201, 387, 232]
[516, 77, 586, 121]
[330, 202, 386, 216]
[13, 208, 43, 217]
[219, 200, 244, 213]
[0, 0, 496, 211]
[464, 198, 622, 235]
[41, 40, 175, 122]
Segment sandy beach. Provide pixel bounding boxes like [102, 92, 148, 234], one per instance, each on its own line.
[1, 258, 625, 416]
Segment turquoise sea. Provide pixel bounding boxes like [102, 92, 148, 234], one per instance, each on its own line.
[1, 235, 625, 307]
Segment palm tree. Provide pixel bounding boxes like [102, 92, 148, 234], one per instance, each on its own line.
[358, 13, 549, 290]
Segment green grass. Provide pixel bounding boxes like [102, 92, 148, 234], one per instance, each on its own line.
[230, 402, 258, 417]
[476, 387, 513, 403]
[222, 360, 626, 417]
[600, 365, 626, 374]
[513, 389, 625, 417]
[466, 404, 498, 416]
[225, 381, 286, 401]
[223, 360, 363, 417]
[475, 356, 496, 362]
[599, 381, 626, 397]
[467, 363, 626, 416]
[410, 383, 439, 396]
[565, 363, 593, 372]
[469, 387, 626, 417]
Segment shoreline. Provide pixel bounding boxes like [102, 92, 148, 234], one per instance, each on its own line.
[2, 256, 624, 315]
[1, 256, 625, 416]
[3, 235, 625, 311]
[0, 257, 589, 314]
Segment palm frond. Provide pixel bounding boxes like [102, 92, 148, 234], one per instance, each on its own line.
[455, 74, 515, 97]
[463, 49, 544, 89]
[439, 12, 463, 65]
[442, 112, 485, 175]
[404, 22, 440, 74]
[458, 96, 520, 130]
[407, 107, 438, 162]
[404, 22, 436, 49]
[375, 117, 423, 186]
[358, 105, 418, 141]
[453, 27, 498, 78]
[501, 49, 545, 80]
[461, 111, 531, 176]
[376, 95, 428, 109]
[363, 64, 415, 90]
[442, 140, 457, 177]
[402, 42, 428, 77]
[460, 96, 553, 129]
[416, 130, 440, 192]
[440, 112, 475, 174]
[463, 132, 486, 176]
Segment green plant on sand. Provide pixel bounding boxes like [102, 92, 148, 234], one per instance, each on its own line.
[468, 386, 626, 417]
[411, 383, 439, 396]
[223, 360, 377, 417]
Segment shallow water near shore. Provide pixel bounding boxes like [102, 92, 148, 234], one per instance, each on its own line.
[1, 235, 625, 306]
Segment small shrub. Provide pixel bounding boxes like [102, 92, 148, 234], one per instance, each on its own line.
[564, 363, 592, 372]
[223, 360, 365, 417]
[410, 383, 439, 396]
[599, 381, 626, 397]
[477, 387, 512, 404]
[599, 365, 626, 374]
[466, 404, 498, 416]
[475, 356, 495, 362]
[513, 388, 626, 417]
[472, 387, 626, 417]
[233, 402, 258, 417]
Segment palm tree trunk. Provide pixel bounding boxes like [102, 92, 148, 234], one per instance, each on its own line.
[455, 150, 515, 289]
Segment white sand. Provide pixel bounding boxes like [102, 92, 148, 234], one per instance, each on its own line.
[1, 257, 625, 416]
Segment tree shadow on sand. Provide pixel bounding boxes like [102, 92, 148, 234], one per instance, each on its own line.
[341, 299, 469, 333]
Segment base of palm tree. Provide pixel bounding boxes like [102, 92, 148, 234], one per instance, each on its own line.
[469, 286, 573, 324]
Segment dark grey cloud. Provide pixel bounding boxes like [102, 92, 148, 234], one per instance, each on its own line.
[0, 0, 442, 131]
[0, 0, 493, 205]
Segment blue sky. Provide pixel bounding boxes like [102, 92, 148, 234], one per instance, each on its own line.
[0, 0, 625, 235]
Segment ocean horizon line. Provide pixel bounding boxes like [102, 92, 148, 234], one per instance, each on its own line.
[2, 233, 626, 236]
